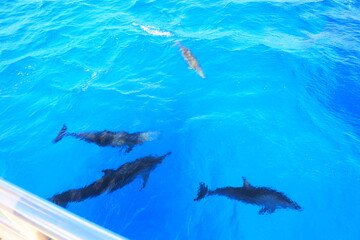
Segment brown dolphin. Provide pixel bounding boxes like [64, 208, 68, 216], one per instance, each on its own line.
[177, 42, 205, 78]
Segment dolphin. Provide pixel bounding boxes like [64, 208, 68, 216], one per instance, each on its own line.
[49, 152, 171, 207]
[176, 42, 205, 78]
[194, 177, 302, 214]
[53, 125, 158, 153]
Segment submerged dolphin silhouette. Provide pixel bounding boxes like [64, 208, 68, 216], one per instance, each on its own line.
[176, 42, 205, 78]
[50, 152, 171, 207]
[53, 125, 158, 153]
[194, 177, 301, 214]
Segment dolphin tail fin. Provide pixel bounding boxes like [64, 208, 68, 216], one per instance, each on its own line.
[194, 182, 209, 201]
[198, 70, 206, 79]
[53, 125, 68, 143]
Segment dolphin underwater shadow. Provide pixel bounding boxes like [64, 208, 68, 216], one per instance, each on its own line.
[194, 177, 302, 214]
[53, 125, 158, 153]
[49, 152, 171, 207]
[176, 42, 205, 79]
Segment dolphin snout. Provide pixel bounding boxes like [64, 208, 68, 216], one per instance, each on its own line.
[293, 203, 302, 211]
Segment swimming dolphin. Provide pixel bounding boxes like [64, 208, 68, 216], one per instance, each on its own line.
[194, 177, 301, 214]
[176, 42, 205, 78]
[53, 125, 158, 153]
[49, 152, 171, 207]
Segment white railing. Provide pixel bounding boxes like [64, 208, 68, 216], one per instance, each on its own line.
[0, 179, 128, 240]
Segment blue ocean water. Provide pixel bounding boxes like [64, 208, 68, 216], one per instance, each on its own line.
[1, 0, 360, 239]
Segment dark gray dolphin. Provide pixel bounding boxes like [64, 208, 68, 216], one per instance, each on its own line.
[194, 177, 302, 214]
[53, 125, 158, 153]
[49, 152, 171, 207]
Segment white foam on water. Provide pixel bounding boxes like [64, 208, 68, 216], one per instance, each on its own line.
[132, 23, 173, 37]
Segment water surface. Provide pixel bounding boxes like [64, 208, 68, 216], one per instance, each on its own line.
[1, 0, 360, 239]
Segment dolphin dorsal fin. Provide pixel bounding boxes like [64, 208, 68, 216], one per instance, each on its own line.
[102, 169, 115, 176]
[242, 177, 252, 188]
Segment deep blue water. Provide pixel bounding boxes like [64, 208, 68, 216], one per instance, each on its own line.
[1, 0, 360, 239]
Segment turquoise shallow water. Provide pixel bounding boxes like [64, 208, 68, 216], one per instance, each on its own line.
[1, 0, 360, 239]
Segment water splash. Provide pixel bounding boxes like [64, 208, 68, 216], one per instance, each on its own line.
[132, 22, 173, 37]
